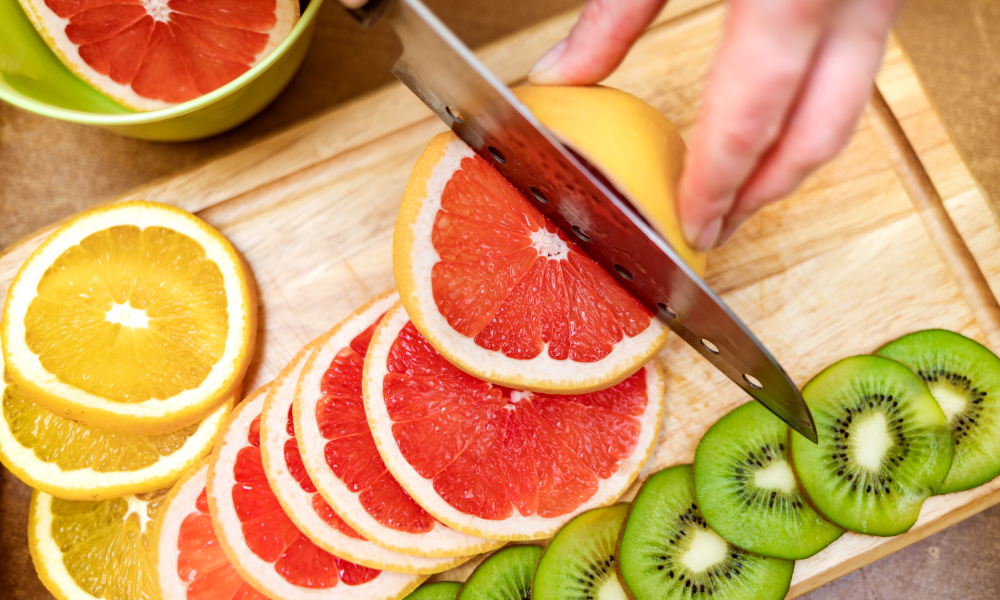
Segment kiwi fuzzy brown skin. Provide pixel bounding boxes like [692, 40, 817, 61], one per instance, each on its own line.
[613, 479, 647, 600]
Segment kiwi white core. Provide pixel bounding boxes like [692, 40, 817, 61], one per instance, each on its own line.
[595, 578, 628, 600]
[852, 412, 893, 470]
[754, 460, 797, 493]
[680, 528, 728, 573]
[529, 228, 570, 261]
[105, 302, 150, 329]
[927, 383, 967, 423]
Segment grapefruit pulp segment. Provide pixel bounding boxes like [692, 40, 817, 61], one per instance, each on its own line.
[362, 302, 666, 541]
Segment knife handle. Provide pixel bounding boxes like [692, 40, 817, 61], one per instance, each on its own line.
[348, 0, 392, 26]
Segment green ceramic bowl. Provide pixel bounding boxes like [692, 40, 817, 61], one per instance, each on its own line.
[0, 0, 322, 141]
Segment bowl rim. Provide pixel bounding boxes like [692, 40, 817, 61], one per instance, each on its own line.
[0, 0, 324, 125]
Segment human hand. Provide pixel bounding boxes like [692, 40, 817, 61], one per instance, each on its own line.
[529, 0, 904, 250]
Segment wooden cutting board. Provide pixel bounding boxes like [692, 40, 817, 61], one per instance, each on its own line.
[4, 0, 1000, 597]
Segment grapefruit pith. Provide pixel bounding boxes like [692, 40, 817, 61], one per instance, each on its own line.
[260, 322, 476, 573]
[17, 0, 300, 110]
[393, 86, 704, 394]
[294, 291, 503, 558]
[150, 459, 268, 600]
[363, 302, 665, 541]
[207, 386, 426, 600]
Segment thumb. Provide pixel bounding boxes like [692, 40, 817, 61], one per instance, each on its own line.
[529, 0, 667, 85]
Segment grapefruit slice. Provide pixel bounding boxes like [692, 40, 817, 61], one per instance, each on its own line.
[393, 86, 704, 394]
[2, 200, 256, 435]
[362, 302, 665, 541]
[260, 324, 475, 574]
[17, 0, 300, 111]
[150, 459, 268, 600]
[207, 385, 426, 600]
[293, 291, 503, 558]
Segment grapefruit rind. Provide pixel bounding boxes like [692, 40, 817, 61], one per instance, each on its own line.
[208, 385, 426, 600]
[16, 0, 300, 111]
[2, 201, 256, 435]
[262, 326, 474, 573]
[393, 132, 668, 394]
[294, 290, 501, 559]
[362, 302, 667, 541]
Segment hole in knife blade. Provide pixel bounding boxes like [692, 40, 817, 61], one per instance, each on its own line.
[657, 303, 676, 319]
[530, 187, 549, 204]
[743, 374, 763, 390]
[446, 106, 465, 124]
[487, 146, 506, 164]
[798, 419, 813, 429]
[701, 339, 719, 354]
[614, 264, 633, 280]
[572, 226, 591, 242]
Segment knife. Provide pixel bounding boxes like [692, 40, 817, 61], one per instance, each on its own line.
[349, 0, 818, 443]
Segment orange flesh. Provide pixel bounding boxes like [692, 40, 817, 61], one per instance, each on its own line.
[384, 321, 648, 520]
[431, 153, 654, 362]
[315, 315, 436, 533]
[231, 414, 380, 588]
[47, 0, 278, 103]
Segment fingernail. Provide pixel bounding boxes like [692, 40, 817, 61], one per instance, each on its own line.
[693, 217, 722, 252]
[528, 39, 569, 84]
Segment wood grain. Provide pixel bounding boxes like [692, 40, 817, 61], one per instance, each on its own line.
[2, 2, 999, 598]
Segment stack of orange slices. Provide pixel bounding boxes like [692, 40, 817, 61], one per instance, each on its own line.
[11, 85, 704, 600]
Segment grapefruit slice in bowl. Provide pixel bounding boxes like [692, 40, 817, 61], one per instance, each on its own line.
[207, 385, 426, 600]
[259, 320, 476, 573]
[393, 86, 704, 394]
[150, 459, 268, 600]
[294, 291, 502, 558]
[17, 0, 300, 111]
[362, 302, 666, 541]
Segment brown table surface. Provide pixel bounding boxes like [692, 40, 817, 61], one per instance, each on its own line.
[2, 1, 1000, 598]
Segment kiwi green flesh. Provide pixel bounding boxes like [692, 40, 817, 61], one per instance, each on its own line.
[534, 503, 628, 600]
[407, 582, 463, 600]
[877, 329, 1000, 494]
[694, 401, 843, 559]
[790, 355, 953, 536]
[458, 546, 542, 600]
[618, 465, 794, 600]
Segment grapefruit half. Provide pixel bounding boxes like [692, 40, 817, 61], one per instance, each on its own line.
[207, 385, 426, 600]
[17, 0, 300, 110]
[150, 459, 268, 600]
[294, 291, 502, 558]
[260, 325, 475, 573]
[362, 302, 665, 540]
[393, 86, 704, 394]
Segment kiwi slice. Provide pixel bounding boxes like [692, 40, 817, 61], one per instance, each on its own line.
[407, 582, 463, 600]
[694, 401, 843, 559]
[617, 465, 794, 600]
[789, 355, 952, 536]
[877, 329, 1000, 494]
[458, 545, 542, 600]
[534, 504, 628, 600]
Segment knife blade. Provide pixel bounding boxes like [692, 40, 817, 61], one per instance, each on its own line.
[350, 0, 818, 442]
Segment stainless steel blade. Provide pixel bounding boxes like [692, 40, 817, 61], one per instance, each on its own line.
[351, 0, 818, 442]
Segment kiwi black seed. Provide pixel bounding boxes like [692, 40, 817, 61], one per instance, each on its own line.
[789, 355, 952, 536]
[406, 582, 463, 600]
[877, 329, 1000, 494]
[458, 545, 542, 600]
[617, 465, 794, 600]
[533, 503, 628, 600]
[694, 401, 843, 559]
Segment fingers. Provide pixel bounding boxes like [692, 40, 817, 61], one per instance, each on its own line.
[528, 0, 667, 85]
[677, 0, 840, 251]
[715, 0, 904, 245]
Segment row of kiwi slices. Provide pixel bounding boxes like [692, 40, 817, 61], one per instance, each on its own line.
[402, 329, 1000, 600]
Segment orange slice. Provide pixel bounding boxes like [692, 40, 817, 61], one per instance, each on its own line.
[2, 201, 255, 434]
[260, 322, 475, 573]
[393, 86, 704, 394]
[17, 0, 300, 110]
[362, 302, 665, 540]
[293, 291, 502, 558]
[150, 459, 268, 600]
[207, 385, 426, 599]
